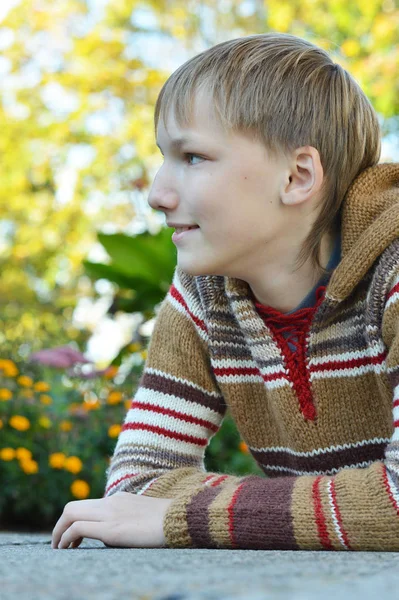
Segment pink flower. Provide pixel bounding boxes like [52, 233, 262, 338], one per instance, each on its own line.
[29, 345, 92, 369]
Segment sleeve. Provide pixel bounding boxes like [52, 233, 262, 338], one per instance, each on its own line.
[103, 266, 239, 514]
[157, 266, 399, 550]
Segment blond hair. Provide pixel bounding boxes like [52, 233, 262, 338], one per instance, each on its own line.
[154, 33, 381, 275]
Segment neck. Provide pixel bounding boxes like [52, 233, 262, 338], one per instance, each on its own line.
[248, 231, 335, 313]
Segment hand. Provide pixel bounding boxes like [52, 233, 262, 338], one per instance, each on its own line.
[51, 492, 174, 549]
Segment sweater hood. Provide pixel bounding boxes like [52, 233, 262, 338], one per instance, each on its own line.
[328, 162, 399, 302]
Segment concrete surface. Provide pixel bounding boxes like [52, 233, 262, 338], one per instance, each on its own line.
[2, 531, 399, 599]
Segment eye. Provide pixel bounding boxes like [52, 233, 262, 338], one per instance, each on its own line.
[184, 153, 204, 166]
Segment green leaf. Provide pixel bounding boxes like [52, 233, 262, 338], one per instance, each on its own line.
[97, 229, 176, 285]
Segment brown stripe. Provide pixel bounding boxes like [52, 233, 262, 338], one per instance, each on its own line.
[140, 371, 226, 413]
[253, 440, 387, 476]
[232, 475, 298, 549]
[186, 486, 221, 548]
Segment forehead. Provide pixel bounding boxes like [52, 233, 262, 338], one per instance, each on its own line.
[157, 86, 228, 143]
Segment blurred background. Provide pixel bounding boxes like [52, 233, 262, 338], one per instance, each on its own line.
[0, 0, 398, 530]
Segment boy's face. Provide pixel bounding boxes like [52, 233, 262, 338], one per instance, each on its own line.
[148, 87, 302, 281]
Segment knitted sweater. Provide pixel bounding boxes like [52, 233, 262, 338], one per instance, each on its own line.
[104, 162, 399, 551]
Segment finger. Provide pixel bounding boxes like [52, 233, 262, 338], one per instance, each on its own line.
[51, 500, 101, 549]
[58, 522, 103, 549]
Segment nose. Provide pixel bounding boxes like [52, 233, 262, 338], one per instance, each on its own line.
[147, 168, 179, 214]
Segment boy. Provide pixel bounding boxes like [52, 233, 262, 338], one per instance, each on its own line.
[57, 33, 399, 551]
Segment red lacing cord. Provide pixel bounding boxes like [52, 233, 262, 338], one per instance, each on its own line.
[254, 285, 327, 421]
[255, 285, 326, 352]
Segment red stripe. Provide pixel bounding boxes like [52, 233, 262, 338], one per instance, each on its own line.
[131, 400, 219, 432]
[381, 465, 399, 517]
[214, 353, 386, 379]
[312, 476, 334, 550]
[394, 420, 399, 428]
[104, 472, 139, 495]
[227, 482, 245, 549]
[387, 282, 399, 301]
[203, 474, 216, 485]
[393, 399, 399, 408]
[329, 477, 352, 550]
[170, 284, 207, 332]
[123, 421, 208, 446]
[210, 475, 229, 487]
[214, 366, 285, 382]
[308, 351, 386, 373]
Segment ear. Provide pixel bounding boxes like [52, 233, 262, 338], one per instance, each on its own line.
[280, 146, 323, 206]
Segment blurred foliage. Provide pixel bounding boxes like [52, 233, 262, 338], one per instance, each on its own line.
[0, 356, 138, 529]
[0, 0, 397, 359]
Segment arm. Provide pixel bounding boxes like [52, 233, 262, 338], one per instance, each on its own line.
[104, 265, 230, 501]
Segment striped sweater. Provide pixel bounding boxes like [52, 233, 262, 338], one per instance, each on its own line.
[104, 162, 399, 551]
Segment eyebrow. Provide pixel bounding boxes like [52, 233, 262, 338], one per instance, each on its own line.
[156, 136, 195, 151]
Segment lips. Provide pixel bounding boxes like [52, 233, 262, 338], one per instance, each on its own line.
[171, 226, 199, 244]
[175, 225, 199, 233]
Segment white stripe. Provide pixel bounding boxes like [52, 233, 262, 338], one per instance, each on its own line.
[113, 428, 207, 457]
[261, 460, 374, 476]
[216, 373, 288, 388]
[387, 291, 399, 311]
[386, 471, 399, 511]
[167, 292, 209, 343]
[393, 405, 399, 423]
[253, 437, 390, 456]
[308, 343, 386, 366]
[124, 405, 215, 440]
[135, 384, 223, 425]
[137, 477, 161, 495]
[310, 363, 386, 379]
[326, 479, 349, 550]
[211, 357, 285, 375]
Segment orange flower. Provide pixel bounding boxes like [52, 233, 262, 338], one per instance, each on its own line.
[49, 452, 66, 469]
[108, 424, 122, 438]
[17, 375, 33, 387]
[0, 447, 15, 461]
[20, 459, 39, 474]
[64, 456, 83, 474]
[71, 479, 90, 499]
[15, 447, 33, 461]
[107, 391, 122, 405]
[238, 441, 250, 454]
[34, 381, 50, 392]
[9, 415, 30, 431]
[0, 360, 19, 377]
[0, 388, 12, 401]
[104, 365, 119, 379]
[39, 394, 52, 405]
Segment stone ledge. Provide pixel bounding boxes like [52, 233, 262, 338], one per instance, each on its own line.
[2, 533, 399, 599]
